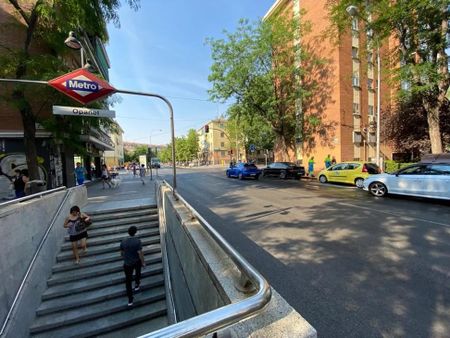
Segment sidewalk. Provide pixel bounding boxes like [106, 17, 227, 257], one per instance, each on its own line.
[83, 171, 156, 214]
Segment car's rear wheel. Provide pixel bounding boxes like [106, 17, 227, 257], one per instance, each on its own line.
[319, 175, 327, 184]
[238, 173, 244, 180]
[355, 177, 364, 188]
[279, 171, 287, 179]
[255, 174, 260, 180]
[369, 182, 387, 197]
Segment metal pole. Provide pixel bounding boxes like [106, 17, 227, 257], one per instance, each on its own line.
[149, 134, 153, 181]
[80, 47, 84, 67]
[376, 45, 381, 166]
[115, 89, 177, 195]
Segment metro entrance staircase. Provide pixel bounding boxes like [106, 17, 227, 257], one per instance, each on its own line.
[29, 205, 169, 338]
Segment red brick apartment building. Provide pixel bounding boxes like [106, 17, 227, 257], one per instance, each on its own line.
[265, 0, 395, 172]
[0, 2, 113, 199]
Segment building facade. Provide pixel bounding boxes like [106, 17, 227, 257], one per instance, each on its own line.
[103, 124, 125, 168]
[198, 119, 233, 165]
[265, 0, 394, 172]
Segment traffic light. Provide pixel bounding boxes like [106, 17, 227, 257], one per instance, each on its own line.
[205, 125, 209, 133]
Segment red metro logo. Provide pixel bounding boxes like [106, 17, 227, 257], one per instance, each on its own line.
[48, 69, 116, 105]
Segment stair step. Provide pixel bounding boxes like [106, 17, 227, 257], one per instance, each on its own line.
[90, 214, 159, 229]
[48, 253, 162, 286]
[63, 220, 158, 241]
[91, 208, 157, 222]
[31, 287, 166, 334]
[30, 299, 167, 338]
[37, 274, 165, 316]
[52, 245, 161, 273]
[60, 228, 159, 250]
[57, 236, 161, 262]
[95, 315, 169, 338]
[87, 204, 157, 216]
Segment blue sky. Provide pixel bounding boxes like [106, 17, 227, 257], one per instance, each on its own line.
[106, 0, 275, 145]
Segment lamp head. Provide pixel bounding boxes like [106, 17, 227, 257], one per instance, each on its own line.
[346, 5, 359, 17]
[64, 31, 82, 50]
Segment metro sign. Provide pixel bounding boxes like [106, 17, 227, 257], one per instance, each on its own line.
[48, 68, 116, 105]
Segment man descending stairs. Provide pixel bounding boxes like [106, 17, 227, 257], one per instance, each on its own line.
[29, 205, 169, 338]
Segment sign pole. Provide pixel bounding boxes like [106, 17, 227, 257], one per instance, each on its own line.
[0, 76, 178, 196]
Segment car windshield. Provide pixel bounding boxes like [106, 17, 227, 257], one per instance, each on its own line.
[280, 162, 296, 167]
[365, 163, 380, 174]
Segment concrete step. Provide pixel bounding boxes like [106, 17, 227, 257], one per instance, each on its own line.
[90, 214, 159, 229]
[57, 235, 160, 262]
[52, 245, 161, 273]
[37, 273, 165, 316]
[63, 219, 158, 241]
[48, 253, 162, 286]
[87, 204, 157, 217]
[30, 287, 166, 334]
[91, 208, 158, 222]
[42, 265, 163, 301]
[30, 299, 167, 338]
[95, 314, 169, 338]
[60, 227, 159, 250]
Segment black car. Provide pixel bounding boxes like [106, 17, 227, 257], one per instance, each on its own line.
[262, 162, 305, 179]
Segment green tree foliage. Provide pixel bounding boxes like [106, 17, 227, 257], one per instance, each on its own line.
[0, 0, 139, 179]
[328, 0, 450, 153]
[207, 17, 304, 161]
[158, 146, 172, 164]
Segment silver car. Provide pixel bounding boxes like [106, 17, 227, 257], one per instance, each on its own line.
[363, 154, 450, 200]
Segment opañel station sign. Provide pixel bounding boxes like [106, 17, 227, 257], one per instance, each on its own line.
[53, 105, 115, 118]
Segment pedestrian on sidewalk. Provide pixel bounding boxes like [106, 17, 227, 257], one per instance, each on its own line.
[74, 162, 87, 185]
[120, 226, 146, 306]
[308, 157, 315, 177]
[324, 154, 332, 169]
[331, 156, 337, 165]
[13, 169, 27, 198]
[101, 164, 112, 189]
[139, 164, 146, 185]
[64, 206, 91, 264]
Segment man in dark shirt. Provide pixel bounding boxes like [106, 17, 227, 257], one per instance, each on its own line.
[120, 226, 146, 306]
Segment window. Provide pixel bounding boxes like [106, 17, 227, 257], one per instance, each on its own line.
[352, 47, 359, 59]
[220, 142, 225, 147]
[368, 105, 374, 115]
[353, 131, 362, 143]
[398, 165, 425, 175]
[368, 133, 376, 144]
[428, 164, 450, 175]
[367, 52, 373, 63]
[221, 151, 225, 157]
[332, 164, 348, 171]
[353, 103, 360, 115]
[219, 124, 224, 129]
[352, 76, 360, 87]
[352, 18, 359, 31]
[346, 163, 361, 170]
[221, 132, 225, 138]
[366, 28, 374, 38]
[367, 79, 374, 90]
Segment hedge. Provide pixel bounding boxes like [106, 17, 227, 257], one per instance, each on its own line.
[384, 160, 416, 173]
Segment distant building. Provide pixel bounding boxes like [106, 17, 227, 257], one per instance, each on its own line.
[197, 119, 233, 165]
[264, 0, 394, 171]
[103, 124, 124, 168]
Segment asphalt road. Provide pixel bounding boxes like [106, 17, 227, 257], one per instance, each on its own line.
[159, 167, 450, 338]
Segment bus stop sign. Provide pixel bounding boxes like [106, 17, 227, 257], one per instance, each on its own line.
[48, 68, 116, 105]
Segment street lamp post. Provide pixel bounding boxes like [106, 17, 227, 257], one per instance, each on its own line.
[346, 5, 381, 167]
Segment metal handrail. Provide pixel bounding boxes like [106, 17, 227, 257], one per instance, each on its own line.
[0, 186, 66, 208]
[0, 187, 71, 336]
[139, 181, 272, 338]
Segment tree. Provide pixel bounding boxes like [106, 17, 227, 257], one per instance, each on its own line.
[0, 0, 139, 180]
[328, 0, 450, 153]
[207, 17, 305, 161]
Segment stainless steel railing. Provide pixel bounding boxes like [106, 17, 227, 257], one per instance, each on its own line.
[0, 186, 66, 209]
[139, 181, 272, 338]
[0, 187, 71, 336]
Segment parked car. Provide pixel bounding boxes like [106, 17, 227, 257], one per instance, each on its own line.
[226, 163, 262, 180]
[262, 162, 305, 179]
[318, 161, 381, 188]
[363, 155, 450, 200]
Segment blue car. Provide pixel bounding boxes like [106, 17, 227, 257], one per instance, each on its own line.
[226, 163, 261, 180]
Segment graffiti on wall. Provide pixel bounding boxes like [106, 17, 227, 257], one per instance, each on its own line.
[0, 153, 47, 200]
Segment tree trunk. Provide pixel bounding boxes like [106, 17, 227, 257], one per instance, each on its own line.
[274, 132, 289, 161]
[426, 106, 443, 154]
[14, 89, 40, 180]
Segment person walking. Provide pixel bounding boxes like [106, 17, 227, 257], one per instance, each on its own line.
[132, 163, 137, 177]
[101, 164, 112, 189]
[64, 205, 91, 264]
[308, 157, 315, 177]
[74, 162, 87, 185]
[120, 226, 146, 306]
[324, 154, 332, 169]
[139, 164, 146, 185]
